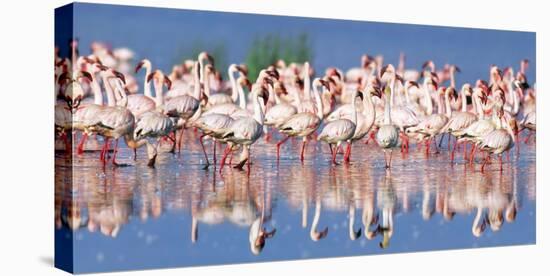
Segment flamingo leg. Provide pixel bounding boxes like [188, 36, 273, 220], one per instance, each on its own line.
[463, 142, 468, 161]
[169, 130, 177, 153]
[425, 139, 430, 155]
[276, 136, 290, 160]
[450, 139, 458, 162]
[332, 144, 340, 165]
[300, 137, 308, 162]
[481, 155, 491, 173]
[219, 145, 231, 173]
[433, 136, 440, 154]
[213, 140, 217, 166]
[469, 145, 477, 165]
[388, 150, 393, 169]
[499, 154, 504, 171]
[383, 150, 388, 168]
[199, 134, 210, 169]
[111, 138, 119, 166]
[344, 142, 352, 163]
[77, 133, 88, 154]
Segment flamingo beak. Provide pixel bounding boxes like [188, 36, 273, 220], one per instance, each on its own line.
[135, 60, 144, 73]
[356, 90, 364, 101]
[164, 75, 172, 90]
[454, 66, 461, 73]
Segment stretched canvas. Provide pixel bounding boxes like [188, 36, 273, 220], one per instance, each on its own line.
[55, 2, 536, 274]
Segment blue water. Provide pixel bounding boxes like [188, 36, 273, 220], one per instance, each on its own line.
[54, 3, 536, 274]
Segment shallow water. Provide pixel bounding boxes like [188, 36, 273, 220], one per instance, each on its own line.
[56, 132, 536, 272]
[55, 131, 536, 273]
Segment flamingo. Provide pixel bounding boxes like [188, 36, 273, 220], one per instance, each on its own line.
[89, 69, 137, 166]
[380, 64, 419, 152]
[310, 197, 329, 241]
[133, 70, 175, 167]
[477, 102, 516, 172]
[318, 89, 363, 164]
[441, 84, 478, 161]
[405, 79, 447, 154]
[192, 113, 234, 169]
[219, 85, 269, 172]
[276, 78, 329, 161]
[127, 59, 157, 118]
[205, 64, 247, 107]
[264, 81, 298, 128]
[164, 61, 203, 152]
[326, 84, 381, 162]
[375, 85, 400, 169]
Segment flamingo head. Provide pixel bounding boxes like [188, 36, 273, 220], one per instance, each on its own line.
[445, 86, 458, 101]
[370, 86, 383, 98]
[421, 60, 435, 72]
[238, 76, 252, 91]
[472, 214, 488, 238]
[461, 83, 473, 96]
[198, 51, 215, 67]
[451, 64, 461, 73]
[134, 59, 151, 73]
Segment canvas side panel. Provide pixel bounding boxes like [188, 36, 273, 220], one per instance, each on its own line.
[54, 2, 74, 274]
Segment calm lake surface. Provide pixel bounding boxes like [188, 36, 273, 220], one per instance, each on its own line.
[55, 132, 536, 273]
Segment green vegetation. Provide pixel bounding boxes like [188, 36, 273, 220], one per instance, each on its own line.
[172, 40, 228, 74]
[245, 33, 313, 82]
[172, 33, 313, 83]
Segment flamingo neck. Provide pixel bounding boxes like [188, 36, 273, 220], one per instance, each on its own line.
[472, 207, 484, 236]
[228, 67, 239, 102]
[423, 82, 434, 116]
[102, 74, 116, 107]
[348, 205, 357, 240]
[444, 91, 452, 118]
[363, 90, 375, 123]
[351, 91, 358, 126]
[389, 77, 396, 108]
[90, 73, 103, 105]
[461, 89, 468, 112]
[143, 63, 152, 99]
[153, 80, 164, 107]
[310, 200, 321, 239]
[450, 70, 456, 88]
[313, 83, 324, 120]
[474, 93, 484, 120]
[193, 65, 201, 100]
[253, 94, 265, 125]
[303, 63, 311, 101]
[203, 70, 211, 97]
[238, 82, 247, 110]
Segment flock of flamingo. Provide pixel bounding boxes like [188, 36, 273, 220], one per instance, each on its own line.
[55, 40, 536, 173]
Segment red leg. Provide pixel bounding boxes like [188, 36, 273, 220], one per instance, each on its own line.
[425, 139, 430, 155]
[199, 134, 210, 167]
[499, 154, 503, 171]
[469, 145, 477, 165]
[77, 133, 88, 154]
[332, 145, 339, 165]
[344, 143, 352, 163]
[450, 139, 458, 162]
[219, 145, 231, 173]
[481, 155, 490, 172]
[300, 138, 308, 162]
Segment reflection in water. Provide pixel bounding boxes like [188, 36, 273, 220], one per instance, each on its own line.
[55, 133, 535, 271]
